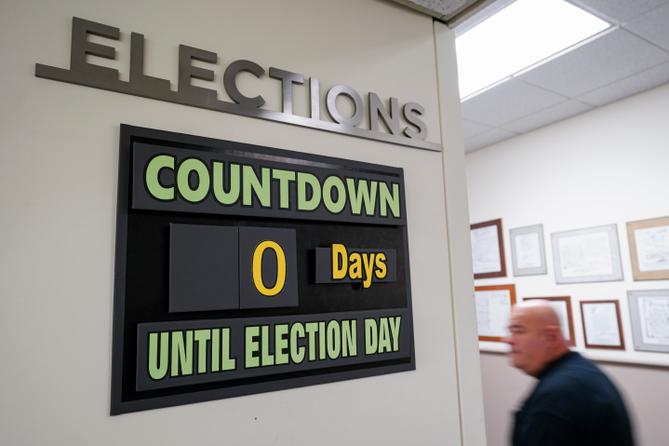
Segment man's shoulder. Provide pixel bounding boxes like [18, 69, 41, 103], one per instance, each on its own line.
[561, 351, 598, 372]
[530, 353, 620, 410]
[518, 353, 634, 446]
[545, 352, 603, 385]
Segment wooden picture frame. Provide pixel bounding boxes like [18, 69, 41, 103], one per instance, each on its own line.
[551, 224, 623, 284]
[509, 224, 547, 276]
[626, 216, 669, 281]
[474, 284, 516, 342]
[580, 300, 625, 350]
[523, 296, 576, 347]
[628, 289, 669, 353]
[470, 218, 506, 279]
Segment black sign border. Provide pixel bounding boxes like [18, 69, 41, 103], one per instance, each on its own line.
[111, 124, 415, 415]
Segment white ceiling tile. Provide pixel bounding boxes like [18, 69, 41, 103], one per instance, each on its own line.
[567, 0, 669, 23]
[465, 128, 517, 153]
[577, 62, 669, 105]
[405, 0, 474, 16]
[462, 119, 494, 139]
[500, 100, 594, 134]
[461, 79, 565, 127]
[625, 3, 669, 51]
[518, 28, 669, 97]
[391, 0, 478, 20]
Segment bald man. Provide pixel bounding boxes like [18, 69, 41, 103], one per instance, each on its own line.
[506, 301, 634, 446]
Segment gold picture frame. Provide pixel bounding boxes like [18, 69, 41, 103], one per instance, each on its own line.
[470, 218, 506, 279]
[627, 216, 669, 281]
[580, 300, 625, 350]
[474, 284, 516, 342]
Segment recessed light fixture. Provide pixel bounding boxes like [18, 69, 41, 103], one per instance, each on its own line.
[456, 0, 610, 100]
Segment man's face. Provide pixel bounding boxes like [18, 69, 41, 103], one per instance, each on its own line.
[506, 307, 548, 376]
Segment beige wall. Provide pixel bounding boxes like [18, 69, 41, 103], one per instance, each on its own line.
[0, 1, 485, 445]
[480, 352, 669, 446]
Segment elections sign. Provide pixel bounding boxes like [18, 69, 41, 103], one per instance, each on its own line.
[36, 17, 437, 151]
[111, 125, 415, 414]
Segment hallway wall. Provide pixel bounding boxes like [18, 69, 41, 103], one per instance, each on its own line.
[467, 83, 669, 446]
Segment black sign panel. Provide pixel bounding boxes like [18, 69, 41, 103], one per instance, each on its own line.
[111, 125, 415, 414]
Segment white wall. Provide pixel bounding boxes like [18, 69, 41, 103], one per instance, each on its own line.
[0, 1, 484, 445]
[466, 83, 669, 446]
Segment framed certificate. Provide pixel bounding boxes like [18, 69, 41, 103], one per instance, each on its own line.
[580, 300, 625, 350]
[510, 224, 547, 276]
[474, 284, 516, 342]
[523, 296, 576, 346]
[551, 224, 623, 284]
[627, 216, 669, 281]
[628, 289, 669, 353]
[471, 218, 506, 279]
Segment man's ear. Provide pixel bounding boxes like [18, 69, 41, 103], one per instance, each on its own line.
[543, 325, 560, 343]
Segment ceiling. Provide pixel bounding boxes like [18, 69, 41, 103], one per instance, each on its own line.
[391, 0, 669, 152]
[389, 0, 486, 21]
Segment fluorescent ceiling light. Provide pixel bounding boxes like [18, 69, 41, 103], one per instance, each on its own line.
[456, 0, 610, 100]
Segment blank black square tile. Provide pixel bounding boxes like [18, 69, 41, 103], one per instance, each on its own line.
[169, 224, 239, 312]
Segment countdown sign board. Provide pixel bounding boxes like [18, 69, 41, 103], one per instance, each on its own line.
[111, 125, 415, 414]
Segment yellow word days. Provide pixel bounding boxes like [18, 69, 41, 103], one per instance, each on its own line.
[331, 243, 387, 288]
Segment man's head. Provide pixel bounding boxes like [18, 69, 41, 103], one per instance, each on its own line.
[506, 300, 569, 377]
